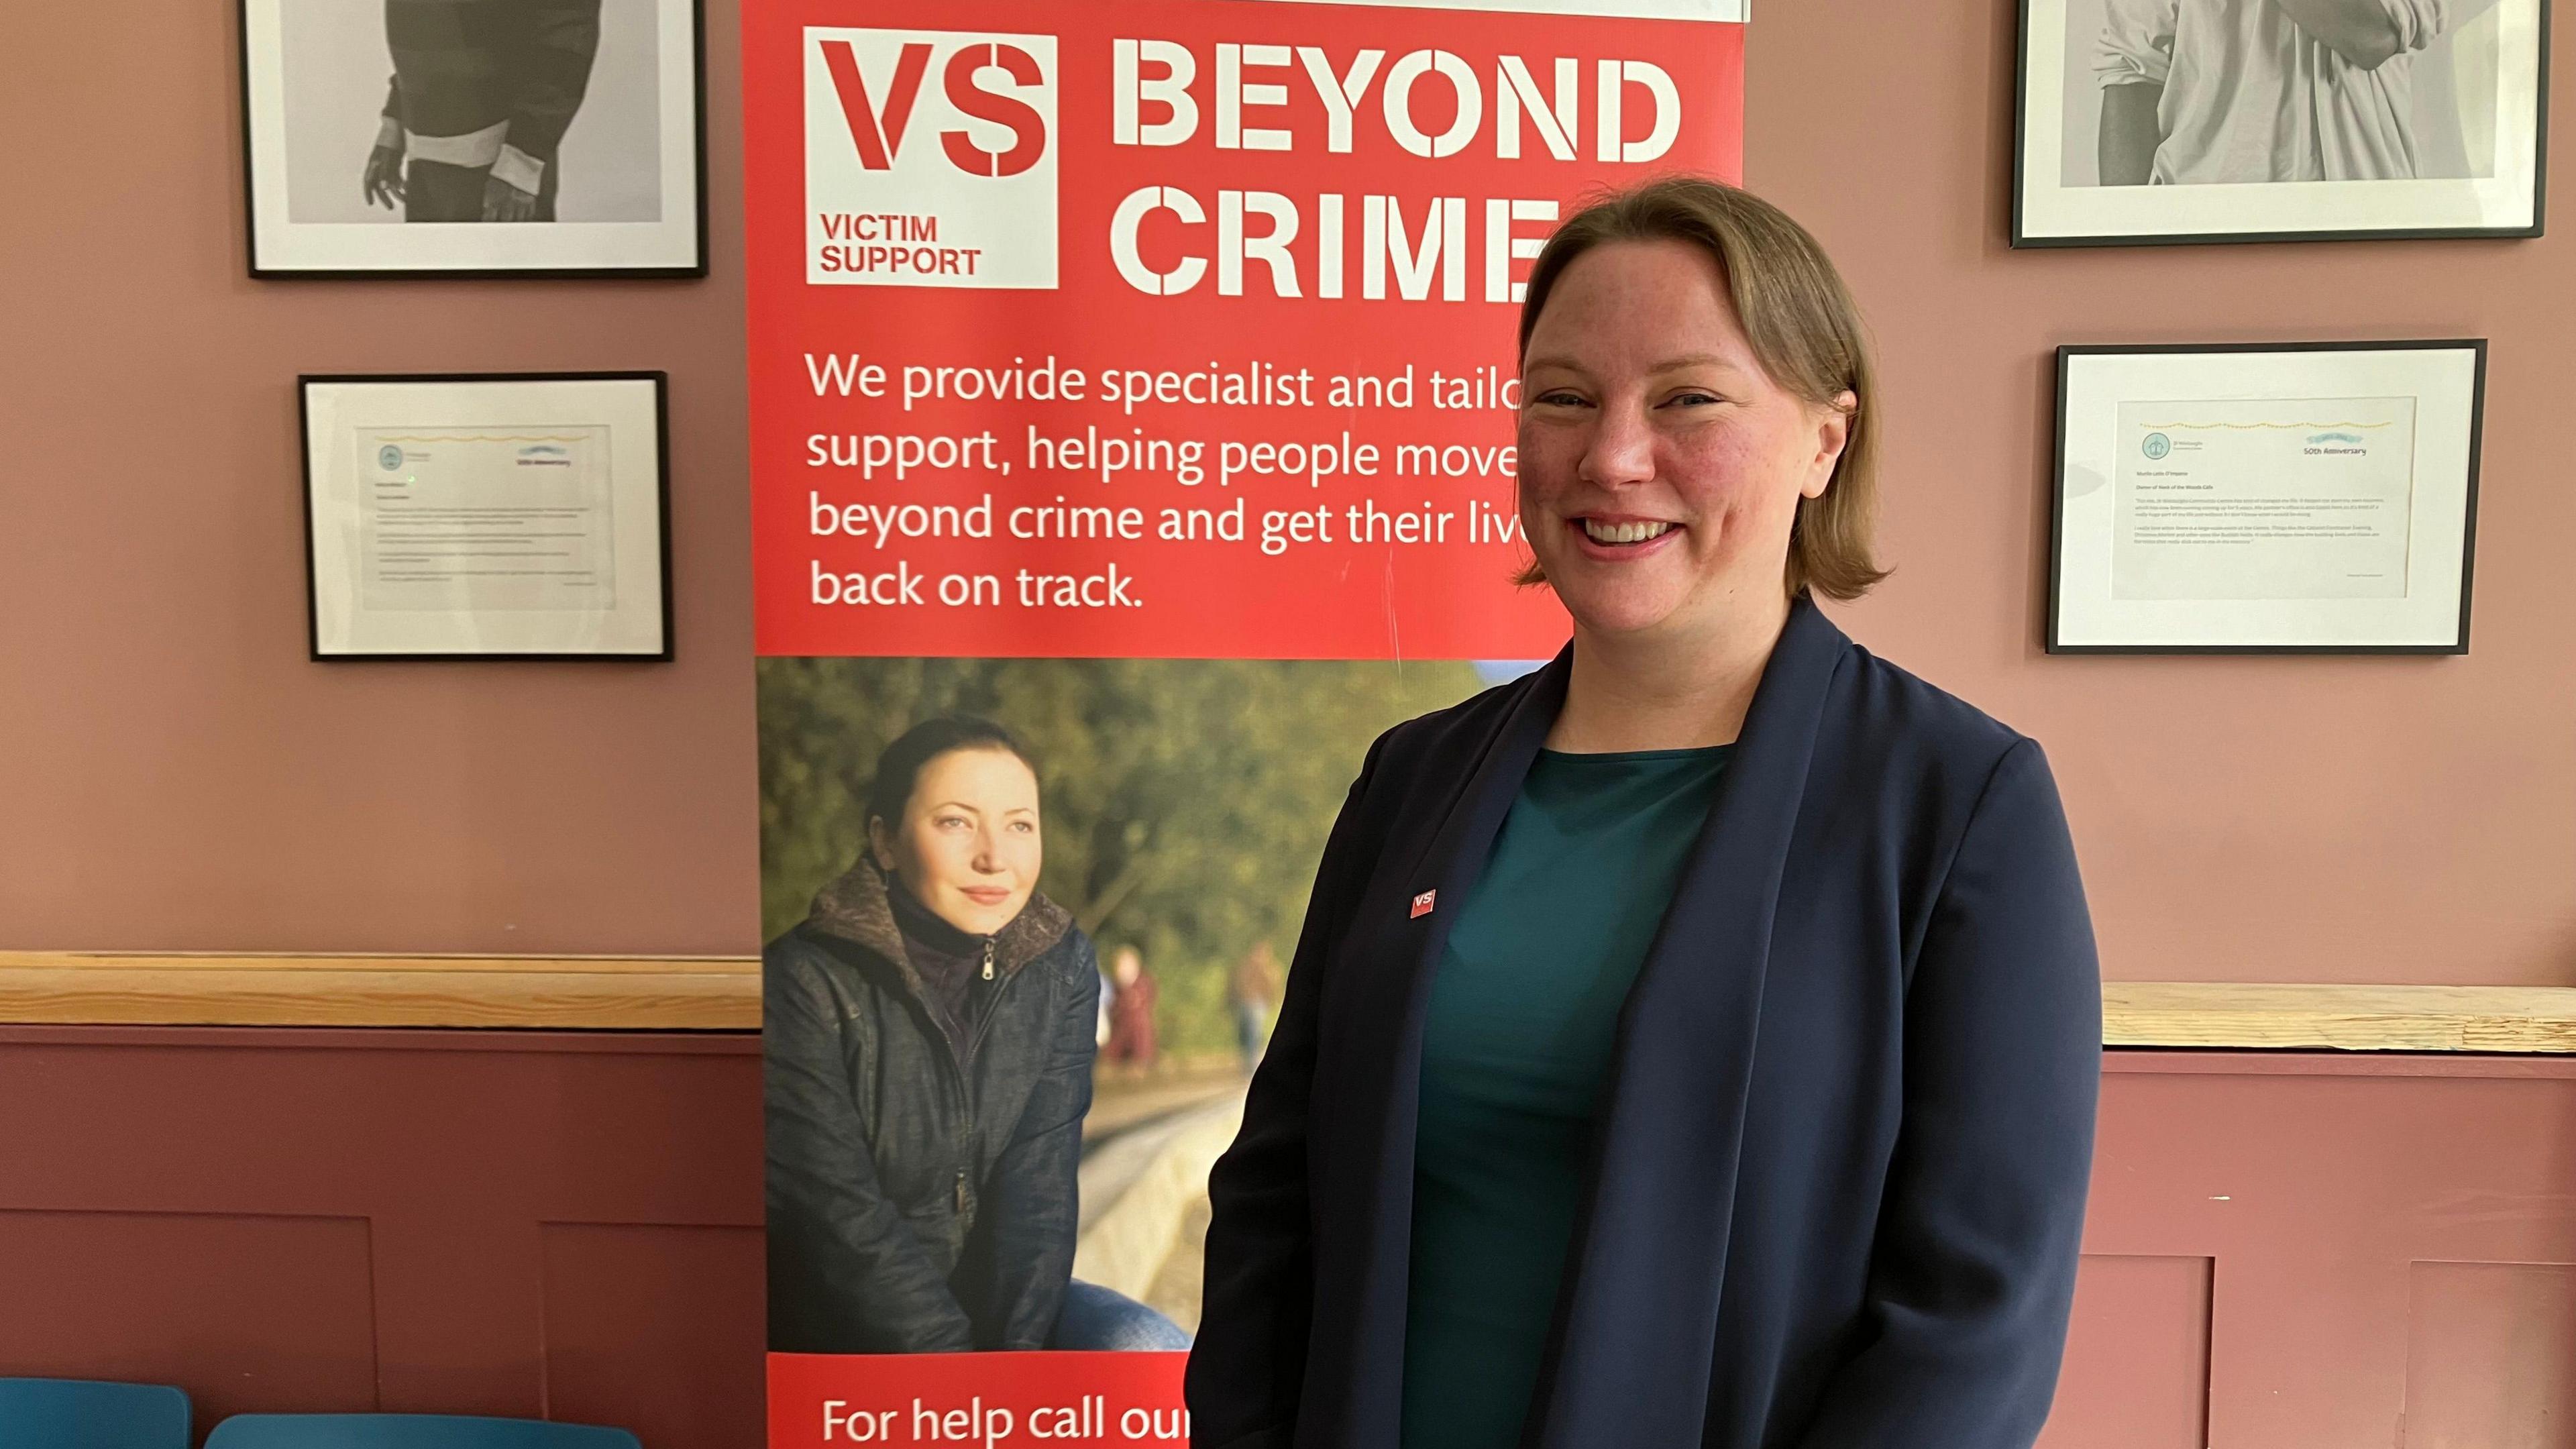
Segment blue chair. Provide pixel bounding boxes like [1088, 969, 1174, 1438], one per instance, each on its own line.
[204, 1416, 639, 1449]
[0, 1377, 190, 1448]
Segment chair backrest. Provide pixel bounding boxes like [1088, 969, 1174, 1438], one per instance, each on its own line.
[0, 1377, 191, 1449]
[203, 1415, 640, 1449]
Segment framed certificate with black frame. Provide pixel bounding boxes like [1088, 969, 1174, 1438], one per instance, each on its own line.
[239, 0, 708, 277]
[2051, 341, 2483, 653]
[301, 372, 674, 660]
[2015, 0, 2548, 247]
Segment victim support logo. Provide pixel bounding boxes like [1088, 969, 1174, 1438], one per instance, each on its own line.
[821, 38, 1046, 176]
[804, 28, 1060, 288]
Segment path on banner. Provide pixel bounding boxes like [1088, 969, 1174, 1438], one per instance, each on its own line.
[1077, 1069, 1248, 1333]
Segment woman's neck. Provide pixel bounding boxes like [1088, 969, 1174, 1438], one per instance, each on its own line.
[1546, 590, 1792, 753]
[884, 867, 987, 956]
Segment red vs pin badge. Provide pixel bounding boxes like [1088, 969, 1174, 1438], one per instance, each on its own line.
[1409, 890, 1438, 920]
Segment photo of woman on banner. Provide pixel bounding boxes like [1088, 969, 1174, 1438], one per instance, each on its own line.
[765, 716, 1188, 1353]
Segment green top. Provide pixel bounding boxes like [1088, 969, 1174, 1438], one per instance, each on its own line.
[1399, 745, 1733, 1449]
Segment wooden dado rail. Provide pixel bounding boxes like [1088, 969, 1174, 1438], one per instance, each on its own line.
[1, 955, 2575, 1049]
[0, 953, 762, 1031]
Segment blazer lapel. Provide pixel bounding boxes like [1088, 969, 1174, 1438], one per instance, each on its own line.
[1310, 647, 1570, 1449]
[1527, 596, 1851, 1449]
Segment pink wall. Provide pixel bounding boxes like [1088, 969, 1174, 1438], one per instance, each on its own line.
[1743, 7, 2576, 987]
[4, 0, 2571, 982]
[0, 0, 757, 957]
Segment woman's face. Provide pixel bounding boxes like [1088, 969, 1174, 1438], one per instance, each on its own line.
[871, 747, 1041, 936]
[1516, 238, 1852, 643]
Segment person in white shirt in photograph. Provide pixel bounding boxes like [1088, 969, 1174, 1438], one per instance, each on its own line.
[2097, 0, 2496, 184]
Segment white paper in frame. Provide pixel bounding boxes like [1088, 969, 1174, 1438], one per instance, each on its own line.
[302, 374, 673, 659]
[2051, 344, 2482, 653]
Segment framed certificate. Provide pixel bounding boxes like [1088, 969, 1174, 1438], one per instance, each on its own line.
[239, 0, 708, 277]
[2051, 342, 2484, 653]
[300, 372, 674, 659]
[2015, 0, 2549, 246]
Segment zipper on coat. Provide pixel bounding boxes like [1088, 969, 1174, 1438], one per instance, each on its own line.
[943, 945, 1031, 1230]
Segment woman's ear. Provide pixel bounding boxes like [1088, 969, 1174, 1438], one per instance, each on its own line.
[866, 815, 894, 871]
[1802, 389, 1858, 500]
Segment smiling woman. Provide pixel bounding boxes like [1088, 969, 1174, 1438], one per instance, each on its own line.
[1189, 177, 2102, 1449]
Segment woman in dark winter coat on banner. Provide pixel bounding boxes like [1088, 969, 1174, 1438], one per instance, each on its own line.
[1188, 178, 2103, 1449]
[765, 716, 1189, 1354]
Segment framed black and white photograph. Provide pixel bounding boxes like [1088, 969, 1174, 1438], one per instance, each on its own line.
[2015, 0, 2548, 246]
[241, 0, 706, 277]
[301, 372, 673, 659]
[2051, 342, 2483, 653]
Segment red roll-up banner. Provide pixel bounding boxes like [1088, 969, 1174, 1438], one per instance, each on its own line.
[747, 0, 1743, 661]
[747, 0, 1743, 1440]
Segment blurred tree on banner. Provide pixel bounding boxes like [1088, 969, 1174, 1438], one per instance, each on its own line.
[758, 659, 1485, 1056]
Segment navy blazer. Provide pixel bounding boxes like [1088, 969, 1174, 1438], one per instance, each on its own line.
[1187, 596, 2101, 1449]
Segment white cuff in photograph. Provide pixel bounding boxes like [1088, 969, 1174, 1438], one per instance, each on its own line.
[376, 115, 403, 150]
[404, 121, 508, 170]
[490, 145, 545, 197]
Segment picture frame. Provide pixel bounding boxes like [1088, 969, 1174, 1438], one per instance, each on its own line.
[2014, 0, 2549, 247]
[239, 0, 708, 278]
[300, 372, 675, 660]
[2049, 341, 2484, 653]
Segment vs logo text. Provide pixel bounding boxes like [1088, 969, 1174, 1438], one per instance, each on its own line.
[804, 28, 1060, 288]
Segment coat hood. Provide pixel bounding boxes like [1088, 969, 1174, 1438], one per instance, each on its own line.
[803, 855, 1075, 991]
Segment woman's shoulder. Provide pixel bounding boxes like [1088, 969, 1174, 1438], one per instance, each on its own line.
[1837, 643, 2027, 750]
[762, 921, 897, 1008]
[761, 924, 868, 1034]
[1827, 641, 2057, 810]
[762, 921, 832, 973]
[1038, 919, 1101, 979]
[1359, 667, 1542, 780]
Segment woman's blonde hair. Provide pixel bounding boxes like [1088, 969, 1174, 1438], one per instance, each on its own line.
[1513, 176, 1886, 601]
